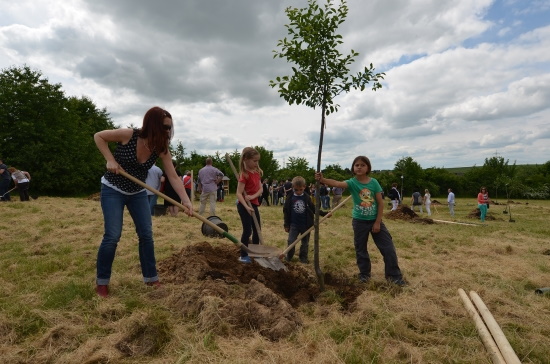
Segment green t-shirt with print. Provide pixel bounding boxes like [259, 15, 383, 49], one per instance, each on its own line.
[345, 177, 382, 220]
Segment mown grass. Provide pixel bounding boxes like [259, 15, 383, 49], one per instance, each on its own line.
[1, 195, 549, 363]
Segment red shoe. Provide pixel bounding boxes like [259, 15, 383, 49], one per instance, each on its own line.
[146, 281, 161, 288]
[96, 284, 109, 298]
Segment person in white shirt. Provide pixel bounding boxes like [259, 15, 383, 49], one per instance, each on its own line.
[8, 167, 31, 201]
[423, 189, 432, 216]
[447, 188, 455, 217]
[145, 165, 164, 215]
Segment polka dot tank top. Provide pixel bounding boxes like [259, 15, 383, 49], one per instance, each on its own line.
[103, 129, 159, 193]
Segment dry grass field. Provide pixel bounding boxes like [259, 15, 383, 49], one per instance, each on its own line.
[0, 194, 549, 363]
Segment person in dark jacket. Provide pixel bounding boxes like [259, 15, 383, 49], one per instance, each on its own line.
[388, 182, 401, 211]
[283, 176, 328, 263]
[0, 159, 11, 201]
[260, 178, 270, 206]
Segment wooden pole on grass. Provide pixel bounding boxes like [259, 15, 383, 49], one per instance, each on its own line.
[458, 289, 506, 364]
[469, 291, 522, 364]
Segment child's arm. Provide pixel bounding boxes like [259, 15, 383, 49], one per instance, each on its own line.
[372, 191, 385, 233]
[315, 172, 347, 188]
[249, 186, 263, 201]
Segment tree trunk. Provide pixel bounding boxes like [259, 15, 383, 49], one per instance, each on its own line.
[314, 103, 326, 291]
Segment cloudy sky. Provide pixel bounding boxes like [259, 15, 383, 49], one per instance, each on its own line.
[1, 0, 549, 170]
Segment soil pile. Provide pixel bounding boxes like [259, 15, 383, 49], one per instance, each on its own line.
[386, 205, 434, 224]
[466, 208, 498, 220]
[158, 242, 365, 340]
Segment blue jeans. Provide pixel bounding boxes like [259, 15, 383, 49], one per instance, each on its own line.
[286, 225, 310, 262]
[272, 191, 278, 205]
[147, 194, 158, 216]
[321, 195, 330, 209]
[237, 202, 261, 258]
[97, 184, 158, 285]
[352, 219, 402, 280]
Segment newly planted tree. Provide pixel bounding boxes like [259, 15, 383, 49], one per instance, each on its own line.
[270, 0, 384, 289]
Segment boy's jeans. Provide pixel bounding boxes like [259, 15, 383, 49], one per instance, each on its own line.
[286, 225, 310, 262]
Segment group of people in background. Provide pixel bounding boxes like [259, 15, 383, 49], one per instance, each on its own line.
[143, 157, 225, 218]
[0, 158, 32, 202]
[409, 189, 433, 216]
[388, 183, 488, 222]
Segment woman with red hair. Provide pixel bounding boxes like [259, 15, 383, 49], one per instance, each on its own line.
[93, 106, 193, 297]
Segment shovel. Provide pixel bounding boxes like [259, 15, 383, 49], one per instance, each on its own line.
[1, 186, 17, 199]
[118, 170, 284, 265]
[224, 154, 287, 271]
[279, 195, 352, 259]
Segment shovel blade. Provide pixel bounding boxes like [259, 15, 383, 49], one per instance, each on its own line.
[254, 257, 288, 271]
[246, 244, 281, 258]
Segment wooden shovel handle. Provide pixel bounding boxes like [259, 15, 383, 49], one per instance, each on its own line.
[117, 169, 243, 246]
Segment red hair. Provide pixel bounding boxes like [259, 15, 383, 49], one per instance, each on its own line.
[139, 106, 173, 154]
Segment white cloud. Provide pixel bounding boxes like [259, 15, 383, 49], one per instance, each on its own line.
[1, 0, 549, 171]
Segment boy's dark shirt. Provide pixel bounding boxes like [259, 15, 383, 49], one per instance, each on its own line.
[283, 192, 327, 229]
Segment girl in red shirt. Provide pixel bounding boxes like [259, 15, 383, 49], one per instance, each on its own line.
[236, 147, 263, 263]
[477, 186, 490, 222]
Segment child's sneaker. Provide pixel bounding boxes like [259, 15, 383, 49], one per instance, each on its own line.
[146, 281, 161, 288]
[358, 274, 370, 283]
[238, 256, 251, 264]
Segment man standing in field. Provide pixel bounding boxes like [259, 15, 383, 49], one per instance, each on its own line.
[145, 165, 164, 215]
[198, 157, 223, 216]
[411, 189, 423, 213]
[447, 188, 455, 217]
[332, 185, 344, 207]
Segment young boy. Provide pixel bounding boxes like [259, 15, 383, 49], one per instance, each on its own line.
[283, 176, 327, 263]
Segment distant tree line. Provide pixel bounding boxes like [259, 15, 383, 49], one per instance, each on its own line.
[370, 156, 550, 201]
[1, 65, 548, 199]
[0, 65, 115, 196]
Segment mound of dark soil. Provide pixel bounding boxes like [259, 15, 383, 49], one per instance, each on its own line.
[386, 206, 434, 224]
[158, 242, 366, 340]
[466, 208, 498, 220]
